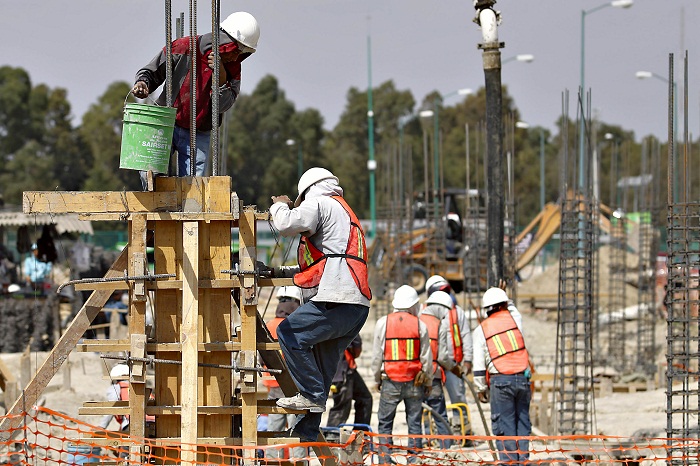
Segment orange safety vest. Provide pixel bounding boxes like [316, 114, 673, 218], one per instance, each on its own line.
[293, 196, 372, 300]
[114, 381, 155, 425]
[420, 314, 445, 383]
[448, 306, 464, 363]
[481, 310, 529, 376]
[383, 312, 422, 382]
[262, 317, 285, 388]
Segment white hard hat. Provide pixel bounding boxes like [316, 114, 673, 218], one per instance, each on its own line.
[276, 286, 302, 302]
[482, 287, 508, 310]
[392, 285, 419, 310]
[425, 275, 449, 294]
[221, 12, 260, 51]
[426, 290, 453, 309]
[110, 364, 130, 379]
[7, 284, 21, 293]
[295, 167, 338, 207]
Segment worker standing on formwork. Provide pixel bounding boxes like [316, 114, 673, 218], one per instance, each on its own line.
[424, 275, 474, 435]
[371, 285, 432, 465]
[131, 12, 259, 178]
[419, 290, 456, 448]
[473, 287, 531, 465]
[267, 167, 371, 443]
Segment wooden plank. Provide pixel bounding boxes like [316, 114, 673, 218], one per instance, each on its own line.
[181, 221, 199, 465]
[79, 212, 235, 222]
[23, 191, 178, 214]
[0, 247, 128, 442]
[199, 185, 232, 447]
[239, 207, 259, 463]
[127, 215, 147, 460]
[81, 405, 304, 416]
[77, 340, 280, 353]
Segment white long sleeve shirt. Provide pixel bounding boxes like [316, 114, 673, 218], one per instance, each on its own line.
[371, 309, 433, 384]
[472, 301, 524, 392]
[270, 180, 370, 307]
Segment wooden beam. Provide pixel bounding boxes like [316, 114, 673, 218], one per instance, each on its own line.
[23, 191, 179, 214]
[0, 247, 129, 442]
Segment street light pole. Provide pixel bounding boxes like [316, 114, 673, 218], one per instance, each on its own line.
[367, 35, 376, 239]
[579, 0, 633, 192]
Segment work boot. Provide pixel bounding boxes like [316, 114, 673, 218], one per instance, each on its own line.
[276, 394, 325, 413]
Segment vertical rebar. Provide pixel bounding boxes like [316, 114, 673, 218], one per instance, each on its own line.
[210, 0, 220, 176]
[188, 0, 197, 176]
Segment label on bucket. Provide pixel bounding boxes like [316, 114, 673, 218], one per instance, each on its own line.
[120, 104, 176, 174]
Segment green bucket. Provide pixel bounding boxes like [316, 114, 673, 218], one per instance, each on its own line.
[120, 103, 176, 174]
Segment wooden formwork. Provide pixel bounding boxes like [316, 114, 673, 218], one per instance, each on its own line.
[0, 176, 336, 465]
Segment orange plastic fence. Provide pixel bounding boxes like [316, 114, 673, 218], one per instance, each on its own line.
[1, 406, 698, 465]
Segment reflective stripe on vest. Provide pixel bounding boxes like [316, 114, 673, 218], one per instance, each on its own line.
[481, 310, 529, 375]
[262, 317, 285, 388]
[383, 312, 422, 382]
[420, 313, 445, 383]
[293, 196, 372, 300]
[448, 306, 464, 363]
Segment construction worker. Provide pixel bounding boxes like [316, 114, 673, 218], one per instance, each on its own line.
[424, 275, 473, 434]
[99, 364, 131, 432]
[371, 285, 432, 465]
[473, 287, 531, 465]
[419, 290, 455, 448]
[326, 334, 372, 430]
[263, 286, 306, 462]
[132, 12, 259, 178]
[268, 167, 371, 443]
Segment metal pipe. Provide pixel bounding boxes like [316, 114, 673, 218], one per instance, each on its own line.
[102, 355, 281, 374]
[475, 4, 505, 287]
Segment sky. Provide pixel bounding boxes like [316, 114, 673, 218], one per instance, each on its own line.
[1, 0, 698, 142]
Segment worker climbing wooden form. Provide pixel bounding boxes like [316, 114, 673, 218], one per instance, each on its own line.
[11, 176, 339, 465]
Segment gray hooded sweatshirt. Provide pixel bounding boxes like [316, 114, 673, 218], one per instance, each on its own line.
[270, 179, 371, 307]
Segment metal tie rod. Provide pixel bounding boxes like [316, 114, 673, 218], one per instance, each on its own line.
[56, 271, 176, 293]
[102, 354, 282, 374]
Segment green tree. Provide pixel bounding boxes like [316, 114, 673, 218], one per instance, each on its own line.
[225, 75, 325, 207]
[324, 80, 415, 217]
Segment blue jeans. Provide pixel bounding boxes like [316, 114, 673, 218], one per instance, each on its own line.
[172, 125, 211, 176]
[423, 377, 452, 448]
[376, 379, 424, 464]
[276, 300, 369, 442]
[490, 373, 532, 465]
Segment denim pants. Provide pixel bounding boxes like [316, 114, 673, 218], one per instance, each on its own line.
[423, 377, 452, 448]
[172, 125, 211, 176]
[376, 379, 424, 464]
[490, 373, 532, 465]
[276, 300, 369, 442]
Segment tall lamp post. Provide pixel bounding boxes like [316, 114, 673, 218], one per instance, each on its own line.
[502, 54, 535, 65]
[367, 35, 376, 239]
[432, 88, 473, 207]
[579, 0, 633, 192]
[285, 139, 303, 179]
[635, 70, 677, 201]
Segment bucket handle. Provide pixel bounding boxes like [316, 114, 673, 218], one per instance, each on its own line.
[124, 89, 160, 110]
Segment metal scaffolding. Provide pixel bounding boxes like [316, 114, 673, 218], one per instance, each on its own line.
[635, 137, 660, 378]
[554, 90, 596, 435]
[665, 52, 700, 464]
[606, 141, 627, 372]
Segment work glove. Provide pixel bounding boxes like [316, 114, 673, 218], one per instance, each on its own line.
[450, 364, 463, 378]
[463, 361, 473, 375]
[375, 382, 382, 392]
[270, 195, 293, 209]
[477, 390, 490, 404]
[413, 370, 430, 387]
[256, 261, 274, 278]
[132, 81, 149, 99]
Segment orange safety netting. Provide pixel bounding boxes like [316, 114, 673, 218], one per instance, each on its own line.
[1, 406, 699, 465]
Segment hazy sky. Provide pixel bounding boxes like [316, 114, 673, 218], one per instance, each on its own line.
[1, 0, 698, 142]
